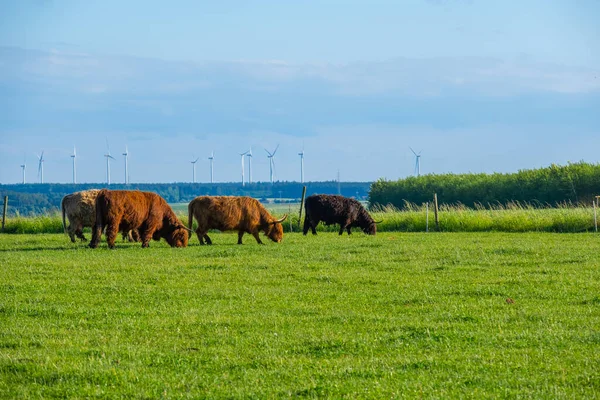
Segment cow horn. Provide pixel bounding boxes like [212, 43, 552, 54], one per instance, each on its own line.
[374, 219, 383, 224]
[181, 225, 194, 232]
[272, 214, 288, 224]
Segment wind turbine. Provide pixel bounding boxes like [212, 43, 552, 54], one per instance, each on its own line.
[20, 157, 26, 184]
[36, 151, 44, 184]
[122, 146, 129, 184]
[71, 146, 77, 184]
[246, 147, 253, 184]
[410, 147, 422, 177]
[104, 140, 116, 185]
[208, 151, 214, 184]
[240, 149, 249, 186]
[265, 144, 279, 185]
[298, 146, 305, 183]
[190, 156, 199, 183]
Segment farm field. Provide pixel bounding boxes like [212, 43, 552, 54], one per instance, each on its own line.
[1, 232, 600, 398]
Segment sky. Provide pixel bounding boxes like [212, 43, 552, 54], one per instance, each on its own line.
[0, 0, 599, 184]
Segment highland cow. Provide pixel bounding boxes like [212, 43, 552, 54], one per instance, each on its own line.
[89, 189, 188, 249]
[303, 194, 378, 235]
[188, 196, 287, 245]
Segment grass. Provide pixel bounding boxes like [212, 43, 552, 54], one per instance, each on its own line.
[1, 231, 600, 398]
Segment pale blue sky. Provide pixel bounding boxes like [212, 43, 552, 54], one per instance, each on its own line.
[0, 1, 598, 184]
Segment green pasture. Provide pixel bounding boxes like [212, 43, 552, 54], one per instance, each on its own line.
[1, 231, 599, 398]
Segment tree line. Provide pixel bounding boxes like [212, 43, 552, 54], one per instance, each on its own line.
[368, 162, 600, 209]
[0, 181, 372, 216]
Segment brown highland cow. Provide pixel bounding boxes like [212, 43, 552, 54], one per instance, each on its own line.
[188, 196, 287, 245]
[89, 189, 188, 249]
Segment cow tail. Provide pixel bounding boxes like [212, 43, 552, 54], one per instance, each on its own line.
[188, 199, 195, 231]
[61, 197, 67, 235]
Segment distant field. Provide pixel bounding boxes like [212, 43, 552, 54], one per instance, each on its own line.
[1, 232, 599, 398]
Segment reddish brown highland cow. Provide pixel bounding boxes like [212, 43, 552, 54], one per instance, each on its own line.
[89, 189, 188, 249]
[188, 196, 287, 245]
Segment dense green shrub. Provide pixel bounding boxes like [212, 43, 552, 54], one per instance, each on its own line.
[369, 162, 600, 209]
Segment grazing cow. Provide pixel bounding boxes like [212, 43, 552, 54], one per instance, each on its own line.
[89, 189, 189, 249]
[303, 194, 378, 236]
[61, 189, 138, 243]
[61, 189, 101, 242]
[188, 196, 287, 245]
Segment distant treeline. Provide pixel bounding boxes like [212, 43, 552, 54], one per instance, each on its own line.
[0, 181, 372, 216]
[369, 162, 600, 209]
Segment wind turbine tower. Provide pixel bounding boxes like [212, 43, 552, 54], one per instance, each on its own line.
[246, 147, 253, 184]
[37, 151, 44, 184]
[265, 144, 279, 185]
[298, 147, 305, 183]
[190, 157, 199, 183]
[410, 147, 422, 177]
[20, 160, 26, 184]
[122, 146, 129, 184]
[71, 147, 77, 184]
[208, 151, 214, 184]
[104, 141, 116, 185]
[240, 150, 249, 186]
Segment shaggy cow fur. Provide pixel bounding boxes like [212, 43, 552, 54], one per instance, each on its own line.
[188, 196, 287, 245]
[303, 194, 377, 235]
[89, 189, 188, 249]
[61, 189, 139, 243]
[61, 189, 101, 242]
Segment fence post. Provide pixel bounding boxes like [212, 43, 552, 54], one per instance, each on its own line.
[594, 198, 598, 233]
[298, 186, 307, 230]
[289, 205, 293, 232]
[433, 193, 439, 231]
[1, 196, 7, 232]
[426, 202, 429, 233]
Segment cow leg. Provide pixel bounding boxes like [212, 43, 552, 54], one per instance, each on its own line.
[250, 231, 264, 245]
[140, 230, 153, 248]
[203, 234, 212, 245]
[303, 218, 318, 235]
[76, 225, 87, 241]
[105, 224, 119, 249]
[89, 224, 102, 248]
[311, 221, 318, 235]
[195, 228, 206, 245]
[338, 224, 347, 235]
[237, 231, 245, 245]
[67, 225, 76, 243]
[346, 226, 352, 235]
[303, 217, 311, 235]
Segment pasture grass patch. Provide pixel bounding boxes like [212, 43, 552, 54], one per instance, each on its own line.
[0, 232, 599, 398]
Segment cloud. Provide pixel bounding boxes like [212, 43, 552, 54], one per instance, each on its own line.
[0, 45, 598, 142]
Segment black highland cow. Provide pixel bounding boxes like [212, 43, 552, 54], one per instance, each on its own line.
[303, 194, 378, 236]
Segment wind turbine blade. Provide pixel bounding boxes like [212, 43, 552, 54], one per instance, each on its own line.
[264, 148, 272, 156]
[272, 144, 279, 156]
[409, 147, 417, 156]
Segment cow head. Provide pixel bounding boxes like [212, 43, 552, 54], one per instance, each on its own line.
[362, 222, 377, 235]
[266, 214, 288, 242]
[165, 224, 189, 248]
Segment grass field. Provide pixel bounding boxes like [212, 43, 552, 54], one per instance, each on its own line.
[1, 231, 600, 398]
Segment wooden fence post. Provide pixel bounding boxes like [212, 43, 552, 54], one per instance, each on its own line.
[594, 197, 598, 233]
[426, 202, 429, 233]
[433, 193, 439, 231]
[289, 205, 293, 232]
[298, 186, 307, 230]
[1, 196, 7, 232]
